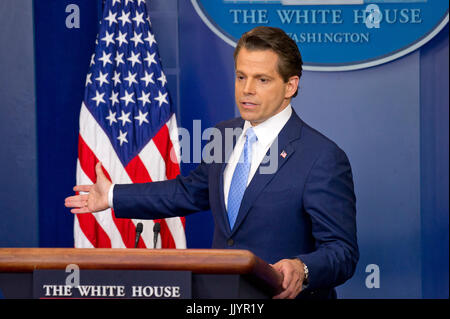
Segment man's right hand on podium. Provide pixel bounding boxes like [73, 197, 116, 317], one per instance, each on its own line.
[65, 162, 111, 214]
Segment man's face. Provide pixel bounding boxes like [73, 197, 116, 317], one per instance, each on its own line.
[234, 48, 298, 126]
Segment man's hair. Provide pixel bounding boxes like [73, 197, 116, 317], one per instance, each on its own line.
[233, 26, 303, 97]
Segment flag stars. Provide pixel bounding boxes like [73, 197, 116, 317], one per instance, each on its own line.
[118, 110, 132, 126]
[117, 130, 128, 146]
[116, 31, 128, 47]
[85, 3, 174, 152]
[144, 52, 156, 67]
[120, 90, 135, 106]
[154, 90, 168, 107]
[144, 31, 156, 47]
[127, 51, 141, 67]
[112, 71, 121, 86]
[115, 52, 125, 67]
[98, 51, 112, 67]
[92, 90, 105, 106]
[137, 91, 151, 107]
[158, 71, 167, 87]
[134, 110, 149, 126]
[132, 12, 145, 27]
[140, 71, 154, 87]
[130, 31, 144, 47]
[90, 53, 96, 66]
[85, 73, 92, 87]
[124, 71, 138, 87]
[95, 71, 109, 87]
[101, 31, 115, 47]
[110, 91, 119, 106]
[106, 110, 117, 126]
[117, 10, 131, 26]
[104, 10, 117, 27]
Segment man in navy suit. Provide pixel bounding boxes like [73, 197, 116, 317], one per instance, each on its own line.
[66, 26, 358, 299]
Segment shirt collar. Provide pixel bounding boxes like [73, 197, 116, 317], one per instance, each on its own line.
[242, 104, 292, 149]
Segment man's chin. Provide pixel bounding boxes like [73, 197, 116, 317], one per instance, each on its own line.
[240, 115, 265, 126]
[239, 109, 259, 121]
[240, 114, 257, 122]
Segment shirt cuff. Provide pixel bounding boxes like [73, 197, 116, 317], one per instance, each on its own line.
[108, 184, 115, 209]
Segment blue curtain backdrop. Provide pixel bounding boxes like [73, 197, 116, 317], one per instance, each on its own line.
[0, 0, 447, 298]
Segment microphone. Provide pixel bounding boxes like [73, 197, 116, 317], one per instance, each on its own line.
[153, 222, 161, 249]
[134, 222, 143, 248]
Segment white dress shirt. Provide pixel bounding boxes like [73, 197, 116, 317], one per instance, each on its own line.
[223, 104, 292, 210]
[108, 104, 292, 209]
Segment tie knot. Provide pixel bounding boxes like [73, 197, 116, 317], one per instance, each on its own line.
[246, 127, 257, 144]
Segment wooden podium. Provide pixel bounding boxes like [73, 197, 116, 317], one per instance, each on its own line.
[0, 248, 283, 299]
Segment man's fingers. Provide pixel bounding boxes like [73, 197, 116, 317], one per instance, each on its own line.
[281, 265, 293, 289]
[287, 277, 302, 299]
[273, 290, 289, 299]
[70, 207, 92, 214]
[66, 194, 89, 202]
[73, 185, 92, 193]
[282, 267, 302, 299]
[273, 277, 301, 299]
[95, 162, 106, 180]
[65, 194, 89, 208]
[65, 163, 108, 215]
[281, 274, 296, 298]
[272, 263, 292, 299]
[271, 259, 304, 299]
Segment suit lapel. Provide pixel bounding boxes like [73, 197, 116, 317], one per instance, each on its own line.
[230, 111, 304, 236]
[218, 161, 230, 234]
[216, 118, 245, 234]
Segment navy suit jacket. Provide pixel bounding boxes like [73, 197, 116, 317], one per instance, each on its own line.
[114, 110, 359, 299]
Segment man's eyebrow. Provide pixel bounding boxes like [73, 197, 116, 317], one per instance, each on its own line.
[254, 73, 273, 79]
[235, 70, 273, 78]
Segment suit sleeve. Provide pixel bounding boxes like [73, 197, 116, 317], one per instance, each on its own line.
[113, 161, 210, 220]
[297, 147, 359, 290]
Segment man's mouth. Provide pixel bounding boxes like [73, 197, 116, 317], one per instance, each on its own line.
[240, 101, 258, 108]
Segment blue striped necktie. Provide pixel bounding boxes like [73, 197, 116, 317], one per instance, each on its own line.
[227, 127, 257, 230]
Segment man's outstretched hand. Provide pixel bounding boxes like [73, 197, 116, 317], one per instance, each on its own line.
[65, 162, 111, 214]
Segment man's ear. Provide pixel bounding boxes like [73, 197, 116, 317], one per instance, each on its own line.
[285, 76, 299, 99]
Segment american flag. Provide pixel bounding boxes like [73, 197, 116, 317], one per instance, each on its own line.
[74, 0, 186, 249]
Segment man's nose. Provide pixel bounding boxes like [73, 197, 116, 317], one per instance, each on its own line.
[243, 78, 256, 95]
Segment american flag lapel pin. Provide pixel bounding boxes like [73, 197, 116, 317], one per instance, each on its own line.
[280, 150, 287, 158]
